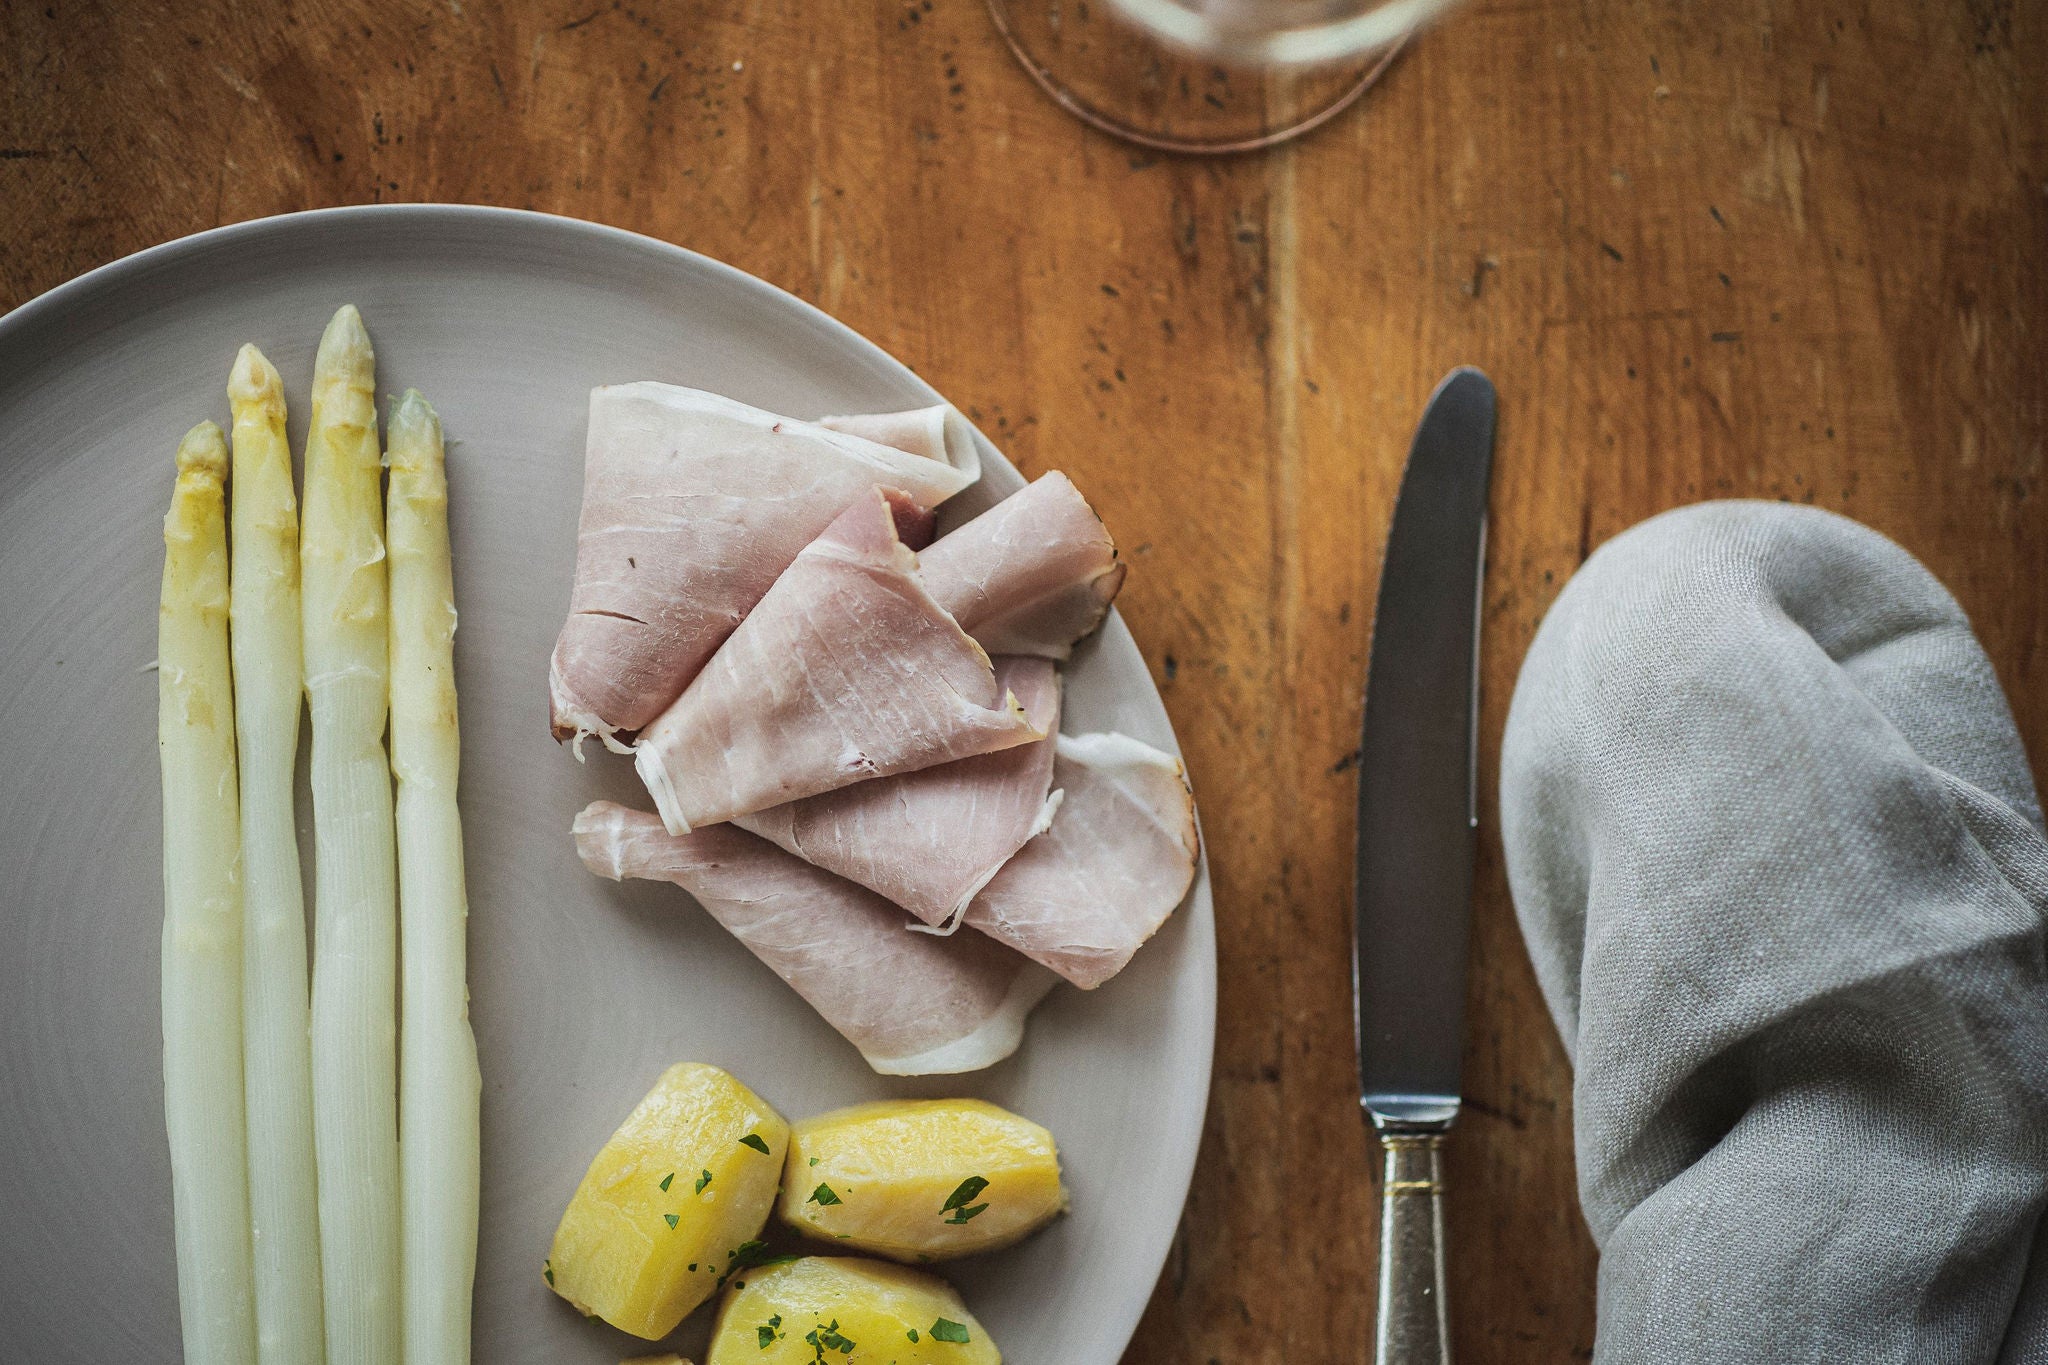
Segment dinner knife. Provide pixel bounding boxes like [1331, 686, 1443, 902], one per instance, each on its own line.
[1353, 367, 1497, 1365]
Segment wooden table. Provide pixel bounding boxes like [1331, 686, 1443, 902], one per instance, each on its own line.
[6, 0, 2041, 1358]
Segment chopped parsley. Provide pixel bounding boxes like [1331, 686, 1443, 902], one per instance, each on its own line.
[757, 1322, 779, 1349]
[663, 1213, 680, 1229]
[542, 1258, 554, 1286]
[659, 1171, 675, 1192]
[809, 1156, 821, 1166]
[805, 1319, 857, 1355]
[930, 1317, 972, 1344]
[942, 1175, 990, 1224]
[716, 1239, 799, 1289]
[694, 1169, 714, 1194]
[906, 1327, 921, 1342]
[739, 1133, 772, 1155]
[941, 1176, 989, 1212]
[807, 1182, 843, 1206]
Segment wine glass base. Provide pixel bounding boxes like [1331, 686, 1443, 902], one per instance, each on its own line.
[988, 0, 1405, 154]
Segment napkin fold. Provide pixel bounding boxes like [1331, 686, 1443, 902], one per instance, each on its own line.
[1501, 501, 2048, 1363]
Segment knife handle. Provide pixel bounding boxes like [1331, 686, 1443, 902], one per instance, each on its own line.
[1373, 1128, 1451, 1365]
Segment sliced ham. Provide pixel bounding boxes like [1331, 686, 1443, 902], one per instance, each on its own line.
[964, 732, 1199, 989]
[549, 384, 979, 750]
[574, 802, 1055, 1075]
[634, 488, 1046, 833]
[920, 471, 1126, 659]
[735, 657, 1063, 928]
[818, 406, 977, 471]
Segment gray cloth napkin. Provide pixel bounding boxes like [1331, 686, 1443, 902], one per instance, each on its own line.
[1500, 501, 2048, 1363]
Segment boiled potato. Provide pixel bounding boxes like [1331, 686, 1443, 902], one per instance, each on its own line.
[708, 1257, 1000, 1365]
[549, 1063, 790, 1338]
[779, 1099, 1063, 1261]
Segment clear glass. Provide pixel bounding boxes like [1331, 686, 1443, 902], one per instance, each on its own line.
[988, 0, 1459, 154]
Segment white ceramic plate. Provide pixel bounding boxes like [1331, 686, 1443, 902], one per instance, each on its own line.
[0, 205, 1214, 1364]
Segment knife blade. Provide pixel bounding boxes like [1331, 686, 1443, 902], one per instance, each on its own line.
[1352, 366, 1496, 1365]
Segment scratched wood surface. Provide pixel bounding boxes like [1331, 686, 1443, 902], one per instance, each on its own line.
[4, 0, 2042, 1358]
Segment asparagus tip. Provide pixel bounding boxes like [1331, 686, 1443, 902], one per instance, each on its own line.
[387, 389, 443, 474]
[316, 303, 373, 375]
[175, 420, 228, 479]
[390, 387, 437, 428]
[226, 342, 282, 406]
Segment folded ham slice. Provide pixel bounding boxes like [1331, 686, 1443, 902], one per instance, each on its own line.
[818, 406, 975, 469]
[735, 657, 1063, 928]
[634, 488, 1047, 833]
[549, 384, 979, 750]
[921, 471, 1126, 659]
[964, 732, 1199, 989]
[574, 802, 1056, 1075]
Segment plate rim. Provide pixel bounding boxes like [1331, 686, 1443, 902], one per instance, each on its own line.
[1, 201, 1217, 1363]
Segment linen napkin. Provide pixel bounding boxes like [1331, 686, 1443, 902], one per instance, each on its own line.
[1500, 501, 2048, 1363]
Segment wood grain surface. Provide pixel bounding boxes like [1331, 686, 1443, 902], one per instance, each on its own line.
[4, 0, 2042, 1359]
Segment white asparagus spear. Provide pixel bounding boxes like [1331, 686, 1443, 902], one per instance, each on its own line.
[302, 306, 401, 1365]
[160, 418, 261, 1365]
[227, 344, 328, 1365]
[388, 390, 482, 1362]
